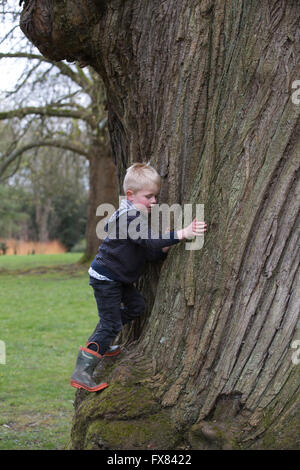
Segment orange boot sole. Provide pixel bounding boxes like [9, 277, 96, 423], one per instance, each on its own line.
[70, 380, 108, 392]
[104, 347, 121, 357]
[85, 342, 121, 357]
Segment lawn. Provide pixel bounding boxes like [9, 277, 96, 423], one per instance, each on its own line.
[0, 253, 97, 449]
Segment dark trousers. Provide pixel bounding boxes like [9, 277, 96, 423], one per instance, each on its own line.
[87, 276, 145, 355]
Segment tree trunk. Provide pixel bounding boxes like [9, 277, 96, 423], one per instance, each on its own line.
[85, 136, 119, 259]
[35, 198, 51, 242]
[21, 0, 300, 449]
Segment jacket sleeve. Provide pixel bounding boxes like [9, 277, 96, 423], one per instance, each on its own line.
[126, 213, 181, 249]
[144, 246, 168, 262]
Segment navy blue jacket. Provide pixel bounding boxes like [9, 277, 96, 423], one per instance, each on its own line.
[90, 200, 180, 284]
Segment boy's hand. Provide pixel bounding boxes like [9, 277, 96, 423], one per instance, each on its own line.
[177, 218, 207, 240]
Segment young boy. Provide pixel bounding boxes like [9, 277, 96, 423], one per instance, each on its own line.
[70, 163, 207, 392]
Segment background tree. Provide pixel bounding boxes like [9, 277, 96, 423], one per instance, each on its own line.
[19, 0, 300, 450]
[0, 128, 89, 250]
[0, 0, 118, 257]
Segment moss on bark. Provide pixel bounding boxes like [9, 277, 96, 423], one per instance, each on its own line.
[69, 355, 183, 450]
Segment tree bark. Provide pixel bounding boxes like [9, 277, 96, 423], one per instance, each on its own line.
[21, 0, 300, 449]
[85, 136, 119, 259]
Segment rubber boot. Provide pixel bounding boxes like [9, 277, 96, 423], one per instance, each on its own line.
[104, 345, 121, 357]
[85, 341, 121, 357]
[70, 347, 108, 392]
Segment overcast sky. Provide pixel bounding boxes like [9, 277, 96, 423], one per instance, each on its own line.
[0, 0, 34, 93]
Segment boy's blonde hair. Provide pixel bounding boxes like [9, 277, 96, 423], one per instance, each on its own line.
[123, 162, 161, 193]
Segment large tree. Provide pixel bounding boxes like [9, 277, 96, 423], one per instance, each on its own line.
[19, 0, 300, 450]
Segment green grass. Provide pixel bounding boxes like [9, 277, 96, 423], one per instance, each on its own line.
[0, 252, 83, 271]
[0, 253, 98, 449]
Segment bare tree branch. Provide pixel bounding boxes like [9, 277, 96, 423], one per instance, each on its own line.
[0, 52, 93, 91]
[0, 14, 107, 184]
[0, 105, 94, 126]
[0, 138, 89, 179]
[5, 60, 42, 96]
[0, 25, 19, 45]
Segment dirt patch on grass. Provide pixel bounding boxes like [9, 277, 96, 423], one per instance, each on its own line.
[0, 263, 87, 277]
[2, 412, 69, 431]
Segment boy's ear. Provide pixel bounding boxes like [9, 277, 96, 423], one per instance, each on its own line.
[126, 189, 134, 200]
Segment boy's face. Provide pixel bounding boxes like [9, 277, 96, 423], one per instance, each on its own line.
[126, 184, 160, 213]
